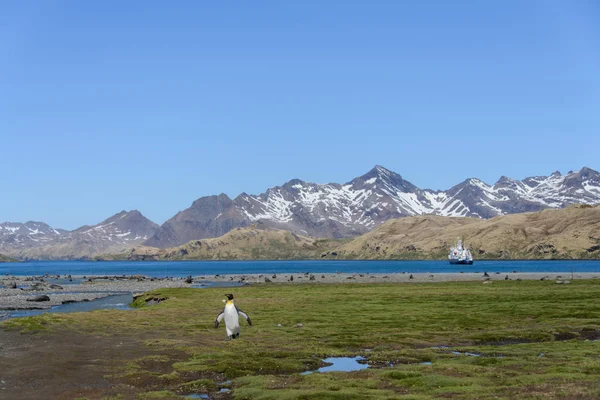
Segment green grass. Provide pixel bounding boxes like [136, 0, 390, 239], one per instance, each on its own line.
[3, 280, 600, 399]
[2, 312, 67, 332]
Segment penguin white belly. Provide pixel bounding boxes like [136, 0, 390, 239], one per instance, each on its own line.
[224, 303, 240, 337]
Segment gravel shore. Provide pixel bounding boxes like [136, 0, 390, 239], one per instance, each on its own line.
[0, 275, 191, 311]
[199, 271, 600, 285]
[2, 271, 599, 311]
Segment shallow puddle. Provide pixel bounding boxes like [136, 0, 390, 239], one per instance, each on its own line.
[431, 346, 483, 357]
[302, 356, 368, 374]
[185, 394, 209, 399]
[0, 293, 133, 320]
[452, 351, 481, 357]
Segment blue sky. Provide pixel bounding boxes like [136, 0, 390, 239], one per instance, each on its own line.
[2, 1, 599, 229]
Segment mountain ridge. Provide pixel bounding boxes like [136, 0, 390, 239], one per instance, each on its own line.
[145, 165, 600, 247]
[0, 210, 158, 260]
[100, 204, 600, 261]
[2, 165, 600, 258]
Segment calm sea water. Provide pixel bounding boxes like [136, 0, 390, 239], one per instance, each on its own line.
[1, 260, 599, 277]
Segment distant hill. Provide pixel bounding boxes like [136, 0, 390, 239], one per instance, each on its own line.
[0, 211, 158, 260]
[331, 204, 600, 260]
[144, 166, 600, 248]
[101, 224, 344, 261]
[0, 253, 16, 262]
[103, 205, 600, 261]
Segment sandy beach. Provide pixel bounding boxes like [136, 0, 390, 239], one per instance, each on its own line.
[2, 271, 599, 312]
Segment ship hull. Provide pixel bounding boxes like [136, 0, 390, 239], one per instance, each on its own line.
[449, 259, 474, 265]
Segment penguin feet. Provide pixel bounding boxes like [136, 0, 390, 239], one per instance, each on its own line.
[232, 333, 240, 339]
[226, 336, 232, 341]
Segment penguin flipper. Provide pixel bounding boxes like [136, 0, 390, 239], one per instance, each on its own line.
[235, 305, 252, 326]
[215, 311, 224, 328]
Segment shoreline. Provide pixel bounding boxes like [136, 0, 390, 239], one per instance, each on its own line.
[197, 271, 600, 284]
[2, 271, 599, 312]
[0, 276, 191, 311]
[4, 258, 600, 262]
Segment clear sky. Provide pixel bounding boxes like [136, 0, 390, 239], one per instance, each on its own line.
[1, 1, 599, 230]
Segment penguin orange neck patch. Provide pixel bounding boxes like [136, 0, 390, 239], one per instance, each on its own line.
[226, 300, 233, 305]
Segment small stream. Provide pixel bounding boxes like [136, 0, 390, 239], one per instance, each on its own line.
[0, 280, 244, 321]
[0, 294, 133, 320]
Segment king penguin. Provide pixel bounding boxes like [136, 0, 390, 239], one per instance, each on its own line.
[214, 294, 252, 340]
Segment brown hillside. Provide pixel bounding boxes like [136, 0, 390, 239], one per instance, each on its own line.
[0, 253, 16, 262]
[103, 224, 343, 261]
[332, 204, 600, 259]
[101, 205, 600, 261]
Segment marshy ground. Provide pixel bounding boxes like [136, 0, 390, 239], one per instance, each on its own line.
[1, 279, 600, 399]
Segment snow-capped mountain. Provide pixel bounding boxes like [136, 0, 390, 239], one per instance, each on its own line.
[144, 166, 600, 248]
[3, 166, 599, 256]
[0, 210, 158, 259]
[0, 221, 68, 249]
[71, 210, 159, 244]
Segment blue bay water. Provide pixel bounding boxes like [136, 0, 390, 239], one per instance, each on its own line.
[1, 260, 599, 277]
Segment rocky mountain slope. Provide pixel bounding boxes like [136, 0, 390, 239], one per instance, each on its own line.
[145, 166, 600, 248]
[104, 205, 600, 261]
[0, 211, 158, 260]
[0, 221, 68, 249]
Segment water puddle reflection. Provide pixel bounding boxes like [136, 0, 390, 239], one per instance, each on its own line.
[451, 351, 481, 357]
[302, 356, 368, 375]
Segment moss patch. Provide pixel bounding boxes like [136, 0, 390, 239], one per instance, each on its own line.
[3, 280, 600, 398]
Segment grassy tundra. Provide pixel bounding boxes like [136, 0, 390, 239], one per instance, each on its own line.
[2, 280, 600, 399]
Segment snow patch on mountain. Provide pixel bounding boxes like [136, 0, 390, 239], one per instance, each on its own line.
[12, 165, 595, 252]
[0, 211, 158, 257]
[224, 166, 600, 239]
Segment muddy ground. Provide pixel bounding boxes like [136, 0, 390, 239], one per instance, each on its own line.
[0, 329, 230, 400]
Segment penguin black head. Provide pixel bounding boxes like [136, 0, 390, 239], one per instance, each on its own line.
[225, 294, 234, 300]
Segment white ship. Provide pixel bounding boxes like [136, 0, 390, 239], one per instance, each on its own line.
[448, 239, 473, 265]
